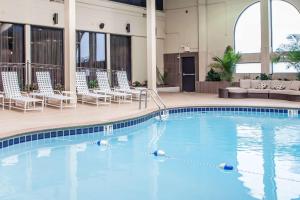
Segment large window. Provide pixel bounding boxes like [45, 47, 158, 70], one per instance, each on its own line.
[272, 0, 300, 73]
[0, 23, 24, 63]
[31, 26, 64, 87]
[76, 31, 106, 69]
[235, 0, 300, 74]
[31, 26, 64, 66]
[111, 0, 163, 11]
[235, 2, 261, 54]
[110, 35, 131, 81]
[235, 2, 261, 73]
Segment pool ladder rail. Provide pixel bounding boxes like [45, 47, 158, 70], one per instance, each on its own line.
[138, 89, 168, 120]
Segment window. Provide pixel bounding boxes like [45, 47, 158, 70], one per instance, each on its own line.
[235, 2, 261, 73]
[76, 31, 106, 69]
[236, 63, 261, 74]
[110, 35, 131, 81]
[31, 26, 64, 87]
[272, 0, 300, 73]
[31, 26, 64, 66]
[0, 22, 24, 63]
[235, 2, 261, 54]
[111, 0, 163, 11]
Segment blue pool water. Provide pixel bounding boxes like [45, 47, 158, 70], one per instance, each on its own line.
[0, 110, 300, 200]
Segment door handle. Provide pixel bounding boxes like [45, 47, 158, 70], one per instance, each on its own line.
[183, 73, 195, 76]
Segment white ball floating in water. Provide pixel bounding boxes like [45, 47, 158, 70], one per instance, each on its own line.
[97, 140, 109, 146]
[153, 150, 166, 157]
[219, 163, 234, 171]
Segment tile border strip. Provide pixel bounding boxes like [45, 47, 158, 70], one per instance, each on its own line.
[0, 106, 299, 150]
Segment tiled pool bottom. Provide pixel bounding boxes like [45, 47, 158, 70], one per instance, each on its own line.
[0, 106, 299, 150]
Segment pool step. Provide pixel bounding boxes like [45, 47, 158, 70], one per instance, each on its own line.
[288, 109, 298, 118]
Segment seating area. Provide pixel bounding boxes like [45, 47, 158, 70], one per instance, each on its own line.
[226, 79, 300, 101]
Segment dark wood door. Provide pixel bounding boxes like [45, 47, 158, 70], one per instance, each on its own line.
[182, 57, 195, 92]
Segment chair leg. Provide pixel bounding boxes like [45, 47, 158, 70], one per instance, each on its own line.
[24, 102, 27, 113]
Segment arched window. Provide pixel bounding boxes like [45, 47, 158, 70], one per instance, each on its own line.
[272, 0, 300, 73]
[235, 2, 261, 73]
[235, 2, 261, 54]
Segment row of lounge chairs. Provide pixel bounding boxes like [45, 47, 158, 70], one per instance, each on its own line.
[0, 71, 145, 112]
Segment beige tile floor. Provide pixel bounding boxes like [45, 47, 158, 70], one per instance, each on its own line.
[0, 92, 299, 139]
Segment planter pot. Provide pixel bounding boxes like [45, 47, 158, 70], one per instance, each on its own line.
[157, 86, 180, 93]
[197, 81, 239, 94]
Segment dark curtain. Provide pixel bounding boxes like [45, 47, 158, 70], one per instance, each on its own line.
[31, 26, 64, 87]
[76, 31, 106, 69]
[110, 34, 131, 81]
[31, 26, 63, 66]
[0, 23, 24, 63]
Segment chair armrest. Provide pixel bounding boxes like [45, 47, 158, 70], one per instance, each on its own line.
[54, 90, 62, 95]
[21, 92, 29, 97]
[93, 89, 107, 95]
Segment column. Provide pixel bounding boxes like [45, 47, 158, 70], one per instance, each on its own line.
[25, 24, 31, 85]
[64, 0, 76, 94]
[198, 0, 208, 82]
[261, 0, 272, 74]
[147, 0, 157, 91]
[106, 33, 112, 82]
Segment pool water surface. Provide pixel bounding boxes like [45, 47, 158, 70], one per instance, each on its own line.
[0, 110, 299, 200]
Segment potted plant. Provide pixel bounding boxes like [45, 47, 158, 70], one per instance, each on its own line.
[272, 34, 300, 80]
[199, 46, 241, 93]
[156, 67, 180, 92]
[209, 45, 241, 82]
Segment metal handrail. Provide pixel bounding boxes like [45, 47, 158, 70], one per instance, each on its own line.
[139, 88, 167, 119]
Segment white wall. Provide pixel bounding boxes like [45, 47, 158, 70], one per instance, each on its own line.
[164, 0, 199, 53]
[0, 0, 166, 82]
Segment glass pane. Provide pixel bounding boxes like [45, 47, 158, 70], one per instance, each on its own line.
[96, 33, 105, 62]
[80, 32, 90, 66]
[236, 63, 261, 73]
[235, 3, 261, 53]
[272, 0, 300, 51]
[273, 62, 298, 73]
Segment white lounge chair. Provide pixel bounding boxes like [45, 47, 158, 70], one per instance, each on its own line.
[116, 71, 146, 100]
[76, 72, 111, 106]
[0, 92, 4, 110]
[1, 72, 44, 112]
[33, 71, 76, 110]
[96, 71, 132, 104]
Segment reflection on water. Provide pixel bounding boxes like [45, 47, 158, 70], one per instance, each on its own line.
[236, 119, 300, 200]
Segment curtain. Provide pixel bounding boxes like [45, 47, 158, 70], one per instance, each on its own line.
[110, 34, 131, 81]
[31, 26, 63, 66]
[31, 26, 64, 87]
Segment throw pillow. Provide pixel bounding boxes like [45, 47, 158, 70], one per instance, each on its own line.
[256, 81, 268, 89]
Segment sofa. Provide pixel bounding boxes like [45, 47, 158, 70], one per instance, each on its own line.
[226, 79, 300, 101]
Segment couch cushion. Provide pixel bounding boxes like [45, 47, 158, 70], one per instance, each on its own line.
[288, 81, 300, 91]
[282, 90, 300, 96]
[247, 89, 270, 94]
[240, 79, 251, 89]
[269, 89, 289, 94]
[251, 80, 260, 89]
[227, 87, 247, 93]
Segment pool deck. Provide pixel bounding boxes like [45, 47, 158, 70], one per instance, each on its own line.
[0, 92, 299, 139]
